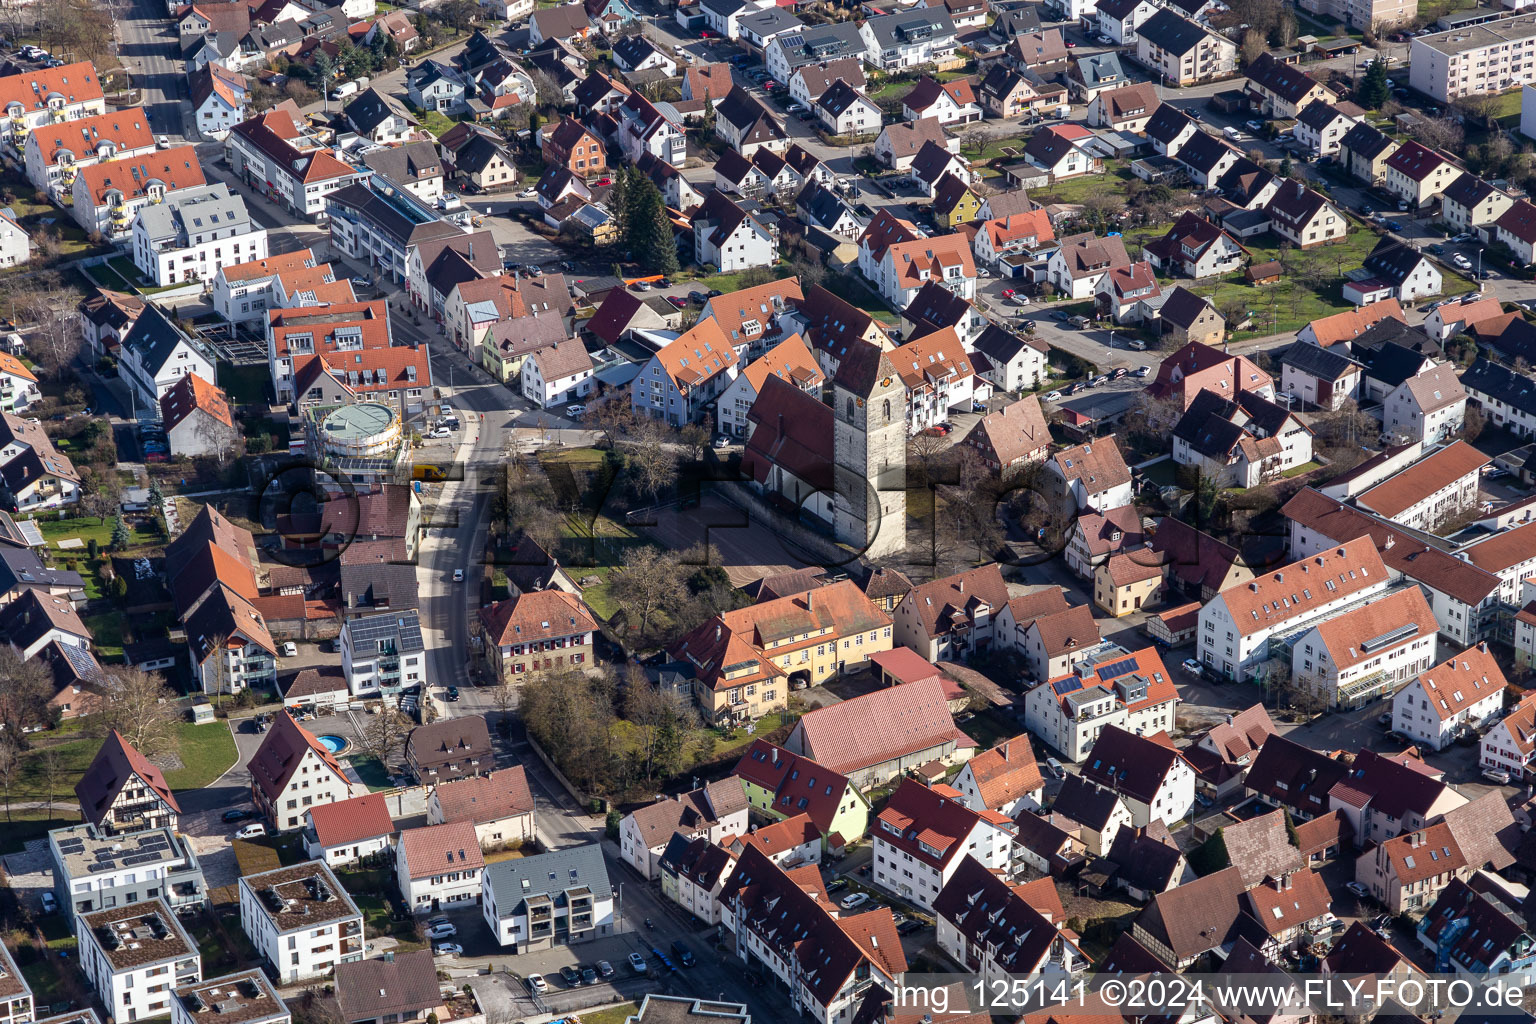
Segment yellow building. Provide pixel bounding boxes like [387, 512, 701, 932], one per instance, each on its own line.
[931, 173, 983, 229]
[732, 738, 871, 848]
[671, 580, 892, 725]
[1093, 551, 1164, 617]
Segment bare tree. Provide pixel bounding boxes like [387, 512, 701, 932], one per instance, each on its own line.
[0, 643, 55, 735]
[607, 545, 684, 637]
[625, 415, 680, 502]
[9, 279, 86, 378]
[95, 665, 179, 758]
[358, 706, 409, 770]
[1314, 398, 1377, 448]
[195, 414, 245, 469]
[1414, 114, 1465, 153]
[0, 736, 18, 822]
[39, 744, 65, 809]
[80, 466, 121, 524]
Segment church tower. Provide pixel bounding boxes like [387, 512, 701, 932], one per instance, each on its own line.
[831, 340, 907, 559]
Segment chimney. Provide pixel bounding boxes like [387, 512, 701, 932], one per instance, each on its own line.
[958, 578, 964, 593]
[715, 623, 722, 641]
[1385, 534, 1396, 549]
[1295, 181, 1304, 197]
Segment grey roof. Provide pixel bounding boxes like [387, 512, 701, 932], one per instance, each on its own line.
[863, 8, 956, 49]
[136, 183, 253, 247]
[482, 841, 612, 908]
[1144, 103, 1196, 145]
[1137, 9, 1213, 57]
[1341, 120, 1396, 160]
[797, 182, 855, 230]
[339, 558, 418, 615]
[738, 5, 803, 36]
[1296, 99, 1345, 132]
[816, 78, 868, 118]
[335, 951, 439, 1023]
[1355, 339, 1435, 389]
[990, 4, 1041, 36]
[1178, 130, 1238, 174]
[1461, 358, 1536, 415]
[362, 141, 441, 186]
[120, 305, 205, 380]
[613, 33, 666, 69]
[1075, 52, 1126, 88]
[344, 87, 416, 135]
[326, 182, 461, 250]
[1280, 341, 1363, 381]
[770, 22, 865, 69]
[0, 543, 83, 596]
[1052, 773, 1124, 831]
[1361, 237, 1431, 287]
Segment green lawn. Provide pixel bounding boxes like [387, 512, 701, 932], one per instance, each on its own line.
[963, 135, 1030, 162]
[578, 1005, 641, 1024]
[346, 755, 394, 792]
[1282, 460, 1324, 477]
[957, 706, 1018, 750]
[1028, 161, 1132, 205]
[163, 721, 238, 790]
[81, 612, 124, 659]
[0, 812, 78, 855]
[219, 362, 272, 405]
[31, 517, 160, 552]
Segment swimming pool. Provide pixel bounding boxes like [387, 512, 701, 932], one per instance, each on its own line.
[318, 734, 350, 755]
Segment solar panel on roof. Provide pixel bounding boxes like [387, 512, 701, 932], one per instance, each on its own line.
[1051, 677, 1083, 696]
[1095, 658, 1139, 681]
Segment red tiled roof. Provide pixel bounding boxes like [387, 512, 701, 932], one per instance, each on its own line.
[397, 821, 484, 879]
[308, 793, 393, 849]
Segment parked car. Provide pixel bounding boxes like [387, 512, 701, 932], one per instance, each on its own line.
[593, 177, 613, 187]
[429, 427, 451, 438]
[222, 808, 254, 822]
[566, 404, 587, 418]
[1345, 881, 1370, 898]
[1245, 119, 1265, 133]
[234, 823, 267, 840]
[597, 960, 614, 979]
[581, 967, 598, 985]
[433, 943, 463, 957]
[281, 642, 298, 657]
[828, 878, 849, 892]
[628, 953, 648, 974]
[1044, 757, 1065, 779]
[446, 686, 460, 702]
[666, 295, 687, 309]
[1111, 367, 1128, 379]
[1043, 390, 1062, 401]
[1018, 319, 1036, 331]
[671, 940, 696, 966]
[1428, 244, 1445, 255]
[1133, 365, 1151, 377]
[840, 892, 870, 909]
[897, 919, 924, 935]
[526, 974, 548, 994]
[453, 568, 465, 582]
[714, 435, 730, 448]
[426, 919, 457, 939]
[1181, 658, 1203, 676]
[40, 892, 57, 915]
[1451, 232, 1474, 242]
[1483, 768, 1512, 784]
[559, 966, 582, 987]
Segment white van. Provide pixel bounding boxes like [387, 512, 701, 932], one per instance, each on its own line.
[331, 81, 359, 100]
[1222, 125, 1242, 142]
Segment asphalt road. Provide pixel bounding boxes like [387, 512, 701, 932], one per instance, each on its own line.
[116, 0, 191, 140]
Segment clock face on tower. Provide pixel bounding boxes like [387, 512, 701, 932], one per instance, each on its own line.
[881, 377, 892, 387]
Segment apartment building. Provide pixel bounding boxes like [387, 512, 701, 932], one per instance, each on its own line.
[1023, 646, 1179, 762]
[934, 855, 1083, 985]
[1198, 536, 1391, 682]
[237, 863, 363, 983]
[1482, 690, 1536, 777]
[1081, 725, 1196, 827]
[478, 589, 598, 684]
[78, 901, 201, 1023]
[482, 843, 614, 951]
[620, 778, 748, 880]
[1392, 643, 1507, 752]
[871, 779, 1013, 912]
[131, 183, 267, 287]
[49, 824, 207, 931]
[339, 610, 425, 700]
[1135, 10, 1237, 86]
[395, 822, 484, 914]
[1410, 15, 1536, 102]
[170, 972, 288, 1024]
[1288, 586, 1439, 709]
[248, 711, 356, 832]
[1296, 0, 1415, 30]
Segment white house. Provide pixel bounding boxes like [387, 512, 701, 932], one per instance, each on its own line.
[1382, 362, 1466, 445]
[716, 333, 823, 439]
[874, 231, 976, 310]
[950, 735, 1043, 818]
[1289, 586, 1439, 710]
[1080, 725, 1195, 828]
[303, 794, 395, 867]
[1393, 643, 1506, 752]
[859, 9, 958, 71]
[72, 144, 208, 240]
[190, 63, 248, 140]
[815, 81, 881, 137]
[482, 844, 614, 952]
[619, 779, 748, 881]
[1046, 440, 1134, 512]
[339, 610, 424, 701]
[426, 767, 536, 850]
[1198, 536, 1390, 683]
[631, 318, 740, 427]
[131, 183, 268, 287]
[1023, 646, 1180, 762]
[520, 339, 593, 409]
[248, 712, 356, 833]
[79, 901, 201, 1024]
[692, 192, 777, 273]
[1171, 389, 1314, 489]
[117, 305, 218, 416]
[1354, 439, 1487, 531]
[395, 822, 484, 915]
[225, 109, 362, 221]
[870, 779, 1013, 912]
[1048, 232, 1130, 300]
[1482, 690, 1536, 779]
[934, 855, 1084, 989]
[237, 863, 364, 983]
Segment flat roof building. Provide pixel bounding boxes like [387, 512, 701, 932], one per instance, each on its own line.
[78, 900, 201, 1024]
[237, 863, 364, 984]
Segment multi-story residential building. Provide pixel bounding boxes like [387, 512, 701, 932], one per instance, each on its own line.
[1383, 362, 1466, 445]
[482, 843, 613, 951]
[618, 92, 688, 165]
[950, 735, 1043, 818]
[1095, 0, 1160, 45]
[870, 779, 1012, 911]
[1135, 10, 1237, 86]
[860, 8, 958, 70]
[171, 972, 288, 1024]
[892, 564, 1009, 662]
[238, 863, 363, 983]
[1148, 339, 1274, 410]
[630, 312, 741, 424]
[620, 778, 748, 880]
[79, 901, 200, 1023]
[1411, 16, 1536, 102]
[1393, 643, 1506, 752]
[935, 855, 1083, 984]
[24, 107, 155, 197]
[395, 822, 484, 914]
[50, 824, 206, 931]
[404, 718, 493, 786]
[478, 589, 597, 684]
[1081, 724, 1196, 827]
[1171, 389, 1314, 489]
[764, 22, 866, 83]
[1384, 140, 1460, 207]
[324, 179, 465, 288]
[0, 62, 107, 152]
[1354, 439, 1487, 530]
[720, 846, 904, 1023]
[658, 835, 737, 925]
[1047, 231, 1131, 299]
[212, 249, 347, 325]
[785, 676, 971, 790]
[1341, 121, 1400, 188]
[521, 338, 593, 408]
[1198, 536, 1391, 682]
[248, 711, 356, 832]
[116, 305, 218, 416]
[1295, 0, 1415, 30]
[716, 333, 823, 440]
[731, 740, 870, 847]
[1289, 586, 1439, 709]
[670, 579, 891, 726]
[224, 108, 363, 221]
[339, 609, 425, 700]
[71, 145, 207, 240]
[131, 183, 267, 287]
[1023, 646, 1179, 763]
[1461, 358, 1536, 440]
[1244, 53, 1335, 118]
[267, 301, 429, 414]
[1419, 874, 1536, 984]
[360, 141, 443, 204]
[1267, 181, 1348, 248]
[74, 732, 179, 836]
[1495, 198, 1536, 263]
[1294, 100, 1359, 158]
[692, 190, 777, 273]
[1046, 439, 1134, 512]
[1443, 173, 1516, 233]
[1356, 793, 1518, 913]
[1482, 689, 1536, 777]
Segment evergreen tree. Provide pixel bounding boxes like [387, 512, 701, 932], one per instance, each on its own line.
[110, 515, 130, 552]
[630, 176, 679, 275]
[1284, 810, 1300, 848]
[1358, 59, 1390, 109]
